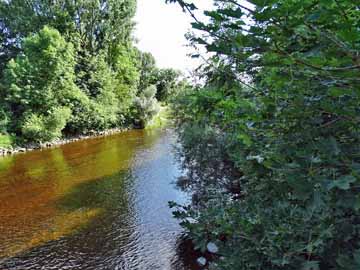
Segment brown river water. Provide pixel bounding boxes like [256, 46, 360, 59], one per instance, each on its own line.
[0, 128, 200, 270]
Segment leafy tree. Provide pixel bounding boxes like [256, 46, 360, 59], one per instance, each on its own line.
[0, 0, 174, 145]
[1, 26, 80, 133]
[73, 45, 139, 130]
[0, 0, 138, 113]
[154, 68, 181, 102]
[0, 0, 137, 58]
[135, 51, 183, 102]
[168, 0, 360, 269]
[112, 44, 140, 114]
[137, 51, 157, 92]
[0, 0, 150, 140]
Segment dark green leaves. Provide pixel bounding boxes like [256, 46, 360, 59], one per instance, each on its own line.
[327, 175, 357, 191]
[169, 0, 360, 269]
[301, 261, 320, 270]
[191, 22, 208, 31]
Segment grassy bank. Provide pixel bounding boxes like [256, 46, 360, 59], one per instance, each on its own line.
[146, 106, 171, 129]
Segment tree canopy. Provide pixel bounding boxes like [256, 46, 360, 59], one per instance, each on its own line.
[0, 0, 182, 143]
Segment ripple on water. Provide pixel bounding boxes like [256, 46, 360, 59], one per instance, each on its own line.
[0, 129, 200, 270]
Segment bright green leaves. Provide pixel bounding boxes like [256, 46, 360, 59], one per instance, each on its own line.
[238, 133, 253, 147]
[0, 1, 175, 141]
[329, 87, 346, 98]
[22, 107, 71, 142]
[3, 26, 77, 114]
[0, 0, 137, 71]
[0, 26, 88, 139]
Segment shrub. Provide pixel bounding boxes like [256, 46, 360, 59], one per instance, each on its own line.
[65, 92, 120, 134]
[22, 107, 71, 142]
[133, 85, 160, 128]
[0, 134, 13, 148]
[1, 26, 78, 135]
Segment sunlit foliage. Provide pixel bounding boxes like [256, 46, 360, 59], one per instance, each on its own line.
[0, 0, 183, 143]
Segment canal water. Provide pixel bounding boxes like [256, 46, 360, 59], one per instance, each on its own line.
[0, 128, 198, 270]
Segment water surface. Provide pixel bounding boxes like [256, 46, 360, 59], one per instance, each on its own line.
[0, 129, 199, 270]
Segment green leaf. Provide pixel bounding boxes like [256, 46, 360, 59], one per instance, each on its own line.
[204, 10, 223, 21]
[301, 261, 320, 270]
[218, 8, 244, 18]
[191, 22, 207, 31]
[329, 87, 346, 97]
[354, 195, 360, 211]
[329, 136, 340, 156]
[306, 12, 321, 22]
[237, 133, 252, 146]
[327, 175, 357, 190]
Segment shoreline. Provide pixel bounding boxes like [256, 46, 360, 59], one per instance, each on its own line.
[0, 127, 131, 157]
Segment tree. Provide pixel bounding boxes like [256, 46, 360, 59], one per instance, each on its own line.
[112, 44, 140, 113]
[0, 0, 145, 139]
[154, 68, 181, 102]
[0, 0, 137, 77]
[136, 51, 157, 92]
[1, 26, 80, 134]
[168, 0, 360, 269]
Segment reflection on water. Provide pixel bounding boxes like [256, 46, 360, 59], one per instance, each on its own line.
[0, 129, 199, 270]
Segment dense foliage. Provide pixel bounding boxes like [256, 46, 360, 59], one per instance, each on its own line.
[133, 85, 160, 128]
[167, 0, 360, 269]
[0, 0, 182, 143]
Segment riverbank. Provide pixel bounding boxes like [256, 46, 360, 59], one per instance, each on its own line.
[0, 127, 131, 157]
[0, 106, 172, 157]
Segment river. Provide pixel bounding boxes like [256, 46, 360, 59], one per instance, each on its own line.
[0, 128, 199, 270]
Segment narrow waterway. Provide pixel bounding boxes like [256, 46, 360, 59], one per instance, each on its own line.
[0, 128, 198, 270]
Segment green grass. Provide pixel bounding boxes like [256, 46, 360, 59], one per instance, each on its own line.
[0, 134, 14, 148]
[146, 105, 171, 129]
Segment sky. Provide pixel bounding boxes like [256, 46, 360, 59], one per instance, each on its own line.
[134, 0, 214, 73]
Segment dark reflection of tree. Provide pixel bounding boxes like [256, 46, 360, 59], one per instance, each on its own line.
[56, 171, 139, 268]
[174, 128, 242, 208]
[0, 170, 138, 270]
[171, 234, 206, 270]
